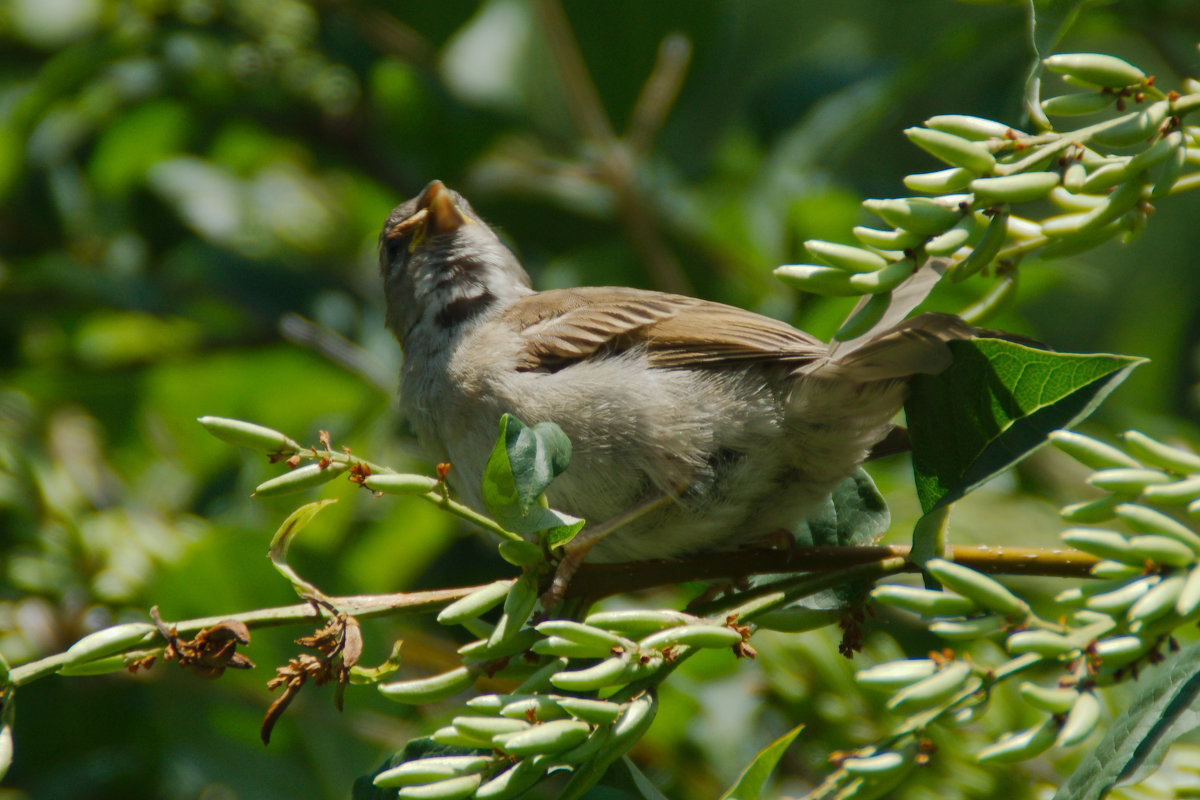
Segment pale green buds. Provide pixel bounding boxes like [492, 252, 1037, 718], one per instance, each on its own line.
[363, 474, 440, 495]
[1042, 92, 1116, 116]
[862, 197, 963, 236]
[924, 559, 1030, 618]
[855, 659, 938, 690]
[252, 461, 347, 497]
[886, 660, 973, 711]
[198, 416, 300, 454]
[904, 127, 996, 174]
[379, 666, 475, 704]
[1018, 682, 1078, 714]
[804, 240, 889, 273]
[374, 756, 492, 789]
[1043, 53, 1146, 88]
[394, 774, 481, 799]
[925, 114, 1024, 141]
[1056, 692, 1101, 747]
[493, 719, 591, 756]
[870, 584, 978, 617]
[773, 265, 858, 296]
[1050, 430, 1141, 470]
[970, 172, 1060, 204]
[976, 718, 1057, 763]
[1121, 431, 1200, 474]
[904, 167, 974, 194]
[583, 609, 701, 635]
[437, 579, 515, 626]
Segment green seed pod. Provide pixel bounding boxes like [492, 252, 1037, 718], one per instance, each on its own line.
[1085, 575, 1160, 614]
[530, 636, 616, 659]
[512, 657, 569, 694]
[549, 654, 636, 692]
[1092, 634, 1147, 668]
[394, 774, 482, 800]
[1079, 160, 1134, 194]
[558, 725, 614, 766]
[197, 416, 301, 454]
[1043, 53, 1146, 87]
[773, 265, 859, 296]
[1088, 467, 1173, 493]
[1091, 101, 1170, 148]
[1121, 431, 1200, 474]
[638, 624, 744, 651]
[842, 751, 907, 776]
[437, 579, 516, 626]
[929, 616, 1005, 641]
[1060, 495, 1123, 523]
[499, 695, 568, 721]
[925, 215, 977, 256]
[1063, 161, 1089, 193]
[1114, 503, 1200, 552]
[1038, 216, 1127, 259]
[1077, 178, 1147, 232]
[804, 240, 889, 273]
[1144, 476, 1200, 505]
[584, 609, 700, 635]
[452, 715, 530, 741]
[492, 719, 591, 757]
[459, 628, 539, 663]
[904, 127, 997, 173]
[1005, 629, 1078, 658]
[474, 757, 548, 800]
[951, 210, 1008, 282]
[64, 622, 158, 665]
[363, 473, 440, 495]
[925, 559, 1030, 618]
[1090, 559, 1143, 579]
[497, 539, 544, 567]
[904, 167, 975, 194]
[1056, 692, 1101, 747]
[1127, 534, 1198, 567]
[926, 114, 1024, 141]
[253, 462, 348, 497]
[1175, 565, 1200, 616]
[536, 620, 636, 651]
[59, 649, 160, 676]
[1127, 574, 1185, 622]
[429, 725, 490, 749]
[379, 666, 475, 704]
[835, 293, 892, 341]
[871, 584, 979, 617]
[1041, 92, 1116, 116]
[610, 691, 657, 744]
[1060, 528, 1135, 562]
[848, 259, 913, 294]
[886, 660, 973, 711]
[554, 696, 626, 725]
[863, 197, 965, 237]
[1018, 682, 1079, 714]
[976, 717, 1057, 763]
[851, 226, 927, 250]
[1151, 134, 1187, 199]
[970, 172, 1060, 203]
[488, 571, 539, 648]
[374, 756, 493, 788]
[856, 659, 938, 690]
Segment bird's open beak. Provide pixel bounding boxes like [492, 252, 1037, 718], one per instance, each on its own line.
[386, 180, 472, 249]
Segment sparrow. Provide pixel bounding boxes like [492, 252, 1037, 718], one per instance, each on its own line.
[380, 180, 971, 593]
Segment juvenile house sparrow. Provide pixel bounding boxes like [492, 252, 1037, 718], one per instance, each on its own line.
[380, 180, 970, 592]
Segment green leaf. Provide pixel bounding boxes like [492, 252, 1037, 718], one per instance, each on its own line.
[607, 755, 671, 800]
[906, 339, 1145, 514]
[719, 725, 804, 800]
[267, 499, 339, 598]
[795, 469, 890, 548]
[481, 414, 582, 544]
[1054, 639, 1200, 800]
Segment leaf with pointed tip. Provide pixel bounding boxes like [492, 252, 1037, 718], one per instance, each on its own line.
[481, 413, 583, 545]
[719, 725, 804, 800]
[906, 339, 1145, 515]
[1054, 639, 1200, 800]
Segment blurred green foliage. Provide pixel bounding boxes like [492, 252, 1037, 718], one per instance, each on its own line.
[1, 0, 1199, 798]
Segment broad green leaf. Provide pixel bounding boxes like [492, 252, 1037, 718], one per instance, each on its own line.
[267, 499, 339, 598]
[719, 725, 804, 800]
[795, 469, 890, 548]
[906, 338, 1145, 514]
[1054, 639, 1200, 800]
[481, 414, 582, 544]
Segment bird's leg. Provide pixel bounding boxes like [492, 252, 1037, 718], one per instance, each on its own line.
[543, 487, 682, 607]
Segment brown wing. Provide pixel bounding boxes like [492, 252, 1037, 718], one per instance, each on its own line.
[501, 286, 825, 372]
